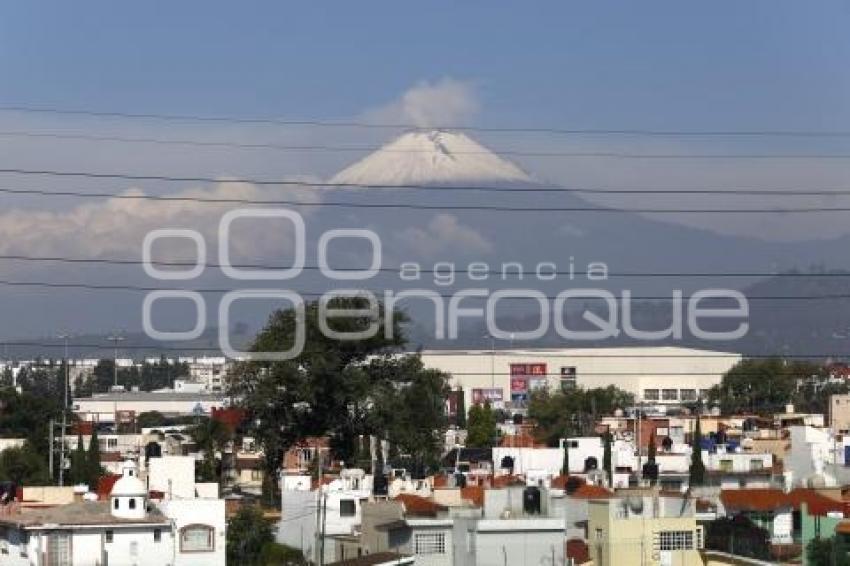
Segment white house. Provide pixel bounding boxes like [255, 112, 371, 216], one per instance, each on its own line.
[0, 459, 226, 566]
[278, 468, 372, 564]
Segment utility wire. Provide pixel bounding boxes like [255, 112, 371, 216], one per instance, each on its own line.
[3, 103, 850, 138]
[0, 252, 848, 279]
[8, 166, 850, 196]
[2, 186, 850, 213]
[0, 277, 849, 300]
[3, 128, 850, 160]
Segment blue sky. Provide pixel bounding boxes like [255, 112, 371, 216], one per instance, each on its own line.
[0, 2, 849, 339]
[1, 1, 848, 131]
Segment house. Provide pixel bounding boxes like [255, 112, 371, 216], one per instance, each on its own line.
[278, 468, 373, 564]
[588, 495, 704, 566]
[0, 460, 226, 565]
[720, 488, 844, 547]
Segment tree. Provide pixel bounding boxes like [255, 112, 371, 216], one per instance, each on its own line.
[645, 430, 658, 486]
[136, 411, 169, 429]
[228, 298, 450, 500]
[689, 417, 706, 487]
[709, 358, 823, 415]
[807, 535, 850, 566]
[69, 433, 88, 485]
[86, 428, 103, 488]
[466, 402, 499, 448]
[189, 417, 231, 483]
[528, 386, 634, 447]
[602, 432, 613, 486]
[0, 442, 50, 485]
[226, 505, 275, 565]
[562, 440, 570, 475]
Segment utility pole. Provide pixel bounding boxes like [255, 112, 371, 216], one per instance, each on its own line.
[58, 333, 71, 486]
[108, 333, 124, 389]
[48, 418, 54, 481]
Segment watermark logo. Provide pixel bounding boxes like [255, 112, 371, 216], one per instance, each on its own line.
[142, 208, 749, 361]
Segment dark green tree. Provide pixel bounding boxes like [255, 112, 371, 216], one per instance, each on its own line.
[646, 430, 658, 486]
[69, 433, 88, 485]
[228, 297, 449, 501]
[708, 358, 824, 415]
[808, 535, 850, 566]
[562, 440, 570, 475]
[189, 417, 230, 483]
[226, 505, 275, 565]
[528, 386, 634, 447]
[466, 402, 499, 448]
[0, 442, 50, 485]
[86, 428, 103, 488]
[689, 417, 706, 487]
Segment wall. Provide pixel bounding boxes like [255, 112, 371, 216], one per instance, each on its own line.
[159, 498, 227, 566]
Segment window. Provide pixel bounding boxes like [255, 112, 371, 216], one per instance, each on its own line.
[560, 367, 577, 391]
[750, 459, 764, 471]
[154, 529, 162, 543]
[662, 389, 678, 401]
[46, 533, 71, 566]
[699, 389, 710, 399]
[107, 438, 119, 449]
[339, 499, 356, 517]
[105, 530, 113, 543]
[680, 389, 697, 401]
[658, 530, 694, 550]
[180, 525, 215, 552]
[114, 498, 119, 510]
[250, 470, 263, 481]
[720, 459, 733, 472]
[644, 389, 660, 401]
[414, 532, 446, 555]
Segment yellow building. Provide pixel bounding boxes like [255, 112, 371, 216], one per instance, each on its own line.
[588, 495, 704, 566]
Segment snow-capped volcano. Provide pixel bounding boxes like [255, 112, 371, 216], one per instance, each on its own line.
[330, 130, 533, 186]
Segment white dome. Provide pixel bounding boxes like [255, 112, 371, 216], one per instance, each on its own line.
[110, 460, 146, 497]
[111, 460, 147, 519]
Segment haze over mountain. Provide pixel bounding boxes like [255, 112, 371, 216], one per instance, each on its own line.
[3, 129, 849, 357]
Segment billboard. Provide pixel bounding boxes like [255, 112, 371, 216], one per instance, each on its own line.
[471, 388, 504, 405]
[509, 363, 547, 406]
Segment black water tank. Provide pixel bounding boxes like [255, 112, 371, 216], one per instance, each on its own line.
[373, 473, 388, 496]
[500, 456, 515, 472]
[523, 486, 541, 515]
[144, 441, 162, 464]
[642, 462, 659, 481]
[454, 473, 467, 488]
[584, 456, 598, 472]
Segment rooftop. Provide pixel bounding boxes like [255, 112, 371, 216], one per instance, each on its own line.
[0, 501, 170, 528]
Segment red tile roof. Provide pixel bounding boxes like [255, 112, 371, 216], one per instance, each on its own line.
[721, 488, 844, 515]
[394, 494, 447, 517]
[95, 475, 121, 500]
[460, 486, 484, 507]
[570, 483, 613, 500]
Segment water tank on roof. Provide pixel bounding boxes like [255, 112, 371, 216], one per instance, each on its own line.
[523, 486, 541, 515]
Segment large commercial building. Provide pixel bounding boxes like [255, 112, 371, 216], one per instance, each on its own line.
[417, 346, 741, 410]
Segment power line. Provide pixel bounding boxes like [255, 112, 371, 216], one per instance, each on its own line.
[1, 277, 850, 300]
[3, 128, 850, 160]
[0, 252, 849, 279]
[3, 185, 850, 214]
[7, 166, 850, 197]
[3, 103, 850, 138]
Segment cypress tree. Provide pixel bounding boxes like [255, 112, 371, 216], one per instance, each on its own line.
[602, 432, 612, 486]
[70, 433, 87, 485]
[86, 428, 103, 489]
[689, 417, 706, 487]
